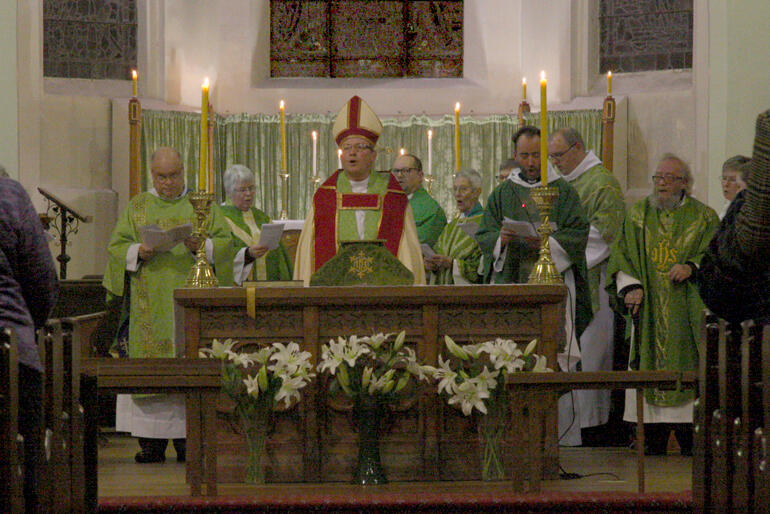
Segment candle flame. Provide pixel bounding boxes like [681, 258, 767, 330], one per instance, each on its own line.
[400, 148, 406, 155]
[454, 102, 460, 112]
[312, 130, 317, 140]
[338, 149, 342, 157]
[607, 71, 612, 78]
[522, 77, 526, 86]
[540, 71, 546, 82]
[427, 129, 433, 139]
[132, 69, 137, 80]
[202, 77, 209, 89]
[279, 100, 285, 110]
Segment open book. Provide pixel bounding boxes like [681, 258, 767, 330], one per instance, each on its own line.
[257, 223, 285, 250]
[140, 223, 193, 252]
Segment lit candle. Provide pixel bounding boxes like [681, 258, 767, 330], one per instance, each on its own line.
[337, 148, 342, 169]
[454, 102, 461, 172]
[607, 71, 612, 95]
[539, 71, 548, 184]
[279, 100, 287, 171]
[522, 77, 527, 101]
[311, 131, 318, 178]
[131, 69, 137, 97]
[427, 129, 433, 177]
[200, 77, 209, 191]
[400, 148, 406, 156]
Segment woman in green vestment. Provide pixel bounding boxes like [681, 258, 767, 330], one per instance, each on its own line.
[425, 169, 484, 284]
[221, 165, 293, 284]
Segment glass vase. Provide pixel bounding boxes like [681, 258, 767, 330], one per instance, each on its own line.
[238, 400, 271, 484]
[352, 394, 388, 485]
[478, 388, 508, 481]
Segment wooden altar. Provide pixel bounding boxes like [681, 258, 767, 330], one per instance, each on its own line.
[174, 284, 566, 484]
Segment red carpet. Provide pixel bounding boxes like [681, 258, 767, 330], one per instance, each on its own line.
[99, 490, 693, 513]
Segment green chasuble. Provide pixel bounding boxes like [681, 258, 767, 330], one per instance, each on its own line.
[476, 176, 592, 338]
[429, 202, 483, 285]
[607, 196, 719, 407]
[102, 191, 233, 359]
[564, 162, 625, 312]
[410, 187, 447, 247]
[220, 205, 293, 282]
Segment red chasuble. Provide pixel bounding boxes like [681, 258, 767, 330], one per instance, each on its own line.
[313, 170, 408, 271]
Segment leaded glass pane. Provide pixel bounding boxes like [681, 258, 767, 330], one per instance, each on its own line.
[270, 0, 463, 78]
[599, 0, 692, 74]
[43, 0, 137, 80]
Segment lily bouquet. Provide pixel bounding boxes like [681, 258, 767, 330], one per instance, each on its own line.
[316, 331, 428, 484]
[424, 335, 550, 480]
[199, 338, 315, 482]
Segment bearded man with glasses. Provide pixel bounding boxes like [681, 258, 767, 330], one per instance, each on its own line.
[607, 154, 719, 456]
[293, 96, 424, 285]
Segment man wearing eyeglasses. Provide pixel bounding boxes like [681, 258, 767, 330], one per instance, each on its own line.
[607, 154, 719, 456]
[391, 153, 447, 247]
[548, 127, 625, 445]
[104, 147, 233, 463]
[293, 96, 424, 285]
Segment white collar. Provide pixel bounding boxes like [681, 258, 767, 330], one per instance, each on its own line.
[559, 150, 603, 182]
[508, 161, 561, 188]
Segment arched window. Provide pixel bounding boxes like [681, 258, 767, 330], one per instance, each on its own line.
[599, 0, 692, 73]
[43, 0, 137, 80]
[270, 0, 463, 78]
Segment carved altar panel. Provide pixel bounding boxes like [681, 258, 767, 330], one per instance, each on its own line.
[176, 285, 566, 483]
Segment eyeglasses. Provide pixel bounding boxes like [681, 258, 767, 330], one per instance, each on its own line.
[651, 174, 684, 184]
[234, 185, 256, 193]
[453, 185, 474, 194]
[341, 143, 373, 152]
[392, 167, 418, 175]
[550, 143, 576, 160]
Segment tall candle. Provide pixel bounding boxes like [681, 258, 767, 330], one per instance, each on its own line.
[607, 71, 612, 95]
[200, 78, 209, 191]
[311, 131, 318, 178]
[539, 71, 548, 184]
[522, 77, 527, 101]
[337, 149, 342, 169]
[454, 102, 461, 172]
[427, 129, 433, 176]
[131, 69, 137, 97]
[279, 100, 287, 171]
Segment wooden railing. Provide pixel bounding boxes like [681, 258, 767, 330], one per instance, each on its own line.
[0, 328, 24, 513]
[693, 313, 769, 513]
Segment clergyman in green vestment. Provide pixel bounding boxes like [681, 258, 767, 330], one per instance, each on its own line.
[103, 147, 233, 463]
[549, 127, 626, 444]
[221, 164, 292, 285]
[607, 154, 719, 456]
[392, 153, 447, 248]
[425, 169, 484, 285]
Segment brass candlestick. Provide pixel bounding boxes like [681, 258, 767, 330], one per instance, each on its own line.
[185, 190, 219, 288]
[527, 185, 563, 285]
[280, 170, 289, 220]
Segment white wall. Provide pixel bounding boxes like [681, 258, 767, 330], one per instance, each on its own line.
[0, 0, 18, 178]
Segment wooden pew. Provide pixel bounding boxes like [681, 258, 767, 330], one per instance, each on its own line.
[694, 317, 769, 513]
[0, 328, 24, 513]
[80, 358, 222, 496]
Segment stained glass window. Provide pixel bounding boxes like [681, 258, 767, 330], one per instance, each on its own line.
[43, 0, 137, 80]
[270, 0, 463, 78]
[599, 0, 692, 74]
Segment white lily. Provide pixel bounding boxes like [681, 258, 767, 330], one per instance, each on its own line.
[201, 338, 237, 359]
[435, 354, 459, 395]
[392, 331, 406, 352]
[448, 378, 490, 416]
[274, 375, 306, 408]
[444, 335, 470, 360]
[523, 338, 538, 356]
[476, 366, 500, 390]
[243, 375, 261, 398]
[532, 354, 551, 372]
[245, 347, 274, 366]
[227, 350, 254, 368]
[368, 368, 396, 394]
[364, 332, 392, 350]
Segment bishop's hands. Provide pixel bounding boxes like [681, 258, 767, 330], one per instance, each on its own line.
[668, 263, 693, 282]
[424, 254, 452, 272]
[624, 287, 644, 317]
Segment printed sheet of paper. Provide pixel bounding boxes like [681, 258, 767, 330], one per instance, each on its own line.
[458, 221, 479, 238]
[502, 217, 556, 239]
[140, 223, 193, 252]
[257, 223, 285, 251]
[420, 243, 436, 259]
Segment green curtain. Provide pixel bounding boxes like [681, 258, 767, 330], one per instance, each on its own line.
[140, 108, 602, 220]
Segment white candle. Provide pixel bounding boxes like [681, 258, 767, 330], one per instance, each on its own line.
[427, 129, 433, 176]
[337, 148, 342, 169]
[311, 131, 318, 178]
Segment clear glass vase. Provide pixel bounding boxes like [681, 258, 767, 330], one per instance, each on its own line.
[238, 400, 272, 484]
[351, 394, 388, 485]
[478, 388, 508, 481]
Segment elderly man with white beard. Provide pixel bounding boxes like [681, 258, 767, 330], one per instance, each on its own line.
[607, 154, 719, 456]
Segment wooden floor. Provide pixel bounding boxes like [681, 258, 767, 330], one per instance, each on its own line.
[98, 433, 692, 498]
